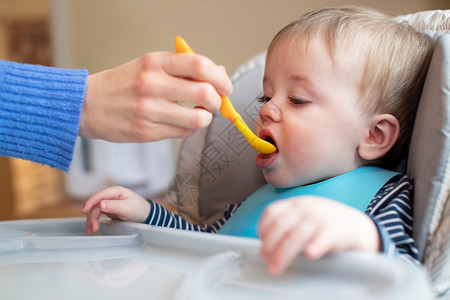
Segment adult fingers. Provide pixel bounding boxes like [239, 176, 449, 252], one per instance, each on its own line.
[161, 53, 233, 96]
[137, 69, 223, 113]
[135, 122, 196, 141]
[137, 98, 215, 131]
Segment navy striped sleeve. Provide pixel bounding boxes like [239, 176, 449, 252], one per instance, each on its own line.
[144, 201, 240, 233]
[365, 175, 419, 264]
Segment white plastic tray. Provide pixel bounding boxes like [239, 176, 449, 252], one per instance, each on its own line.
[0, 217, 433, 299]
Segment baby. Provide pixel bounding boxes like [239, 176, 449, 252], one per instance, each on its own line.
[82, 6, 433, 275]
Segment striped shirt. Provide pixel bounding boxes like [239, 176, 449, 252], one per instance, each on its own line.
[145, 174, 418, 263]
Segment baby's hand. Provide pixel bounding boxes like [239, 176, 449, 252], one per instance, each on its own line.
[81, 186, 150, 235]
[258, 196, 380, 275]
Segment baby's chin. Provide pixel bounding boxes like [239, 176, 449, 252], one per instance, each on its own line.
[263, 171, 325, 188]
[263, 173, 297, 189]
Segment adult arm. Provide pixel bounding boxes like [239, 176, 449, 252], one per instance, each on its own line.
[0, 52, 232, 171]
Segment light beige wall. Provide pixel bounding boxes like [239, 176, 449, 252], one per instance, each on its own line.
[0, 0, 48, 60]
[58, 0, 447, 74]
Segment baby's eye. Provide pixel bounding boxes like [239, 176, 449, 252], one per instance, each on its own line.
[257, 95, 271, 103]
[289, 97, 307, 105]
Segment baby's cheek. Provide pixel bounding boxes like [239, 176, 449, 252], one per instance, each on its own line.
[284, 138, 319, 168]
[254, 117, 264, 133]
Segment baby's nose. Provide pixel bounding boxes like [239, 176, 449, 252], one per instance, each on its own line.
[260, 101, 281, 122]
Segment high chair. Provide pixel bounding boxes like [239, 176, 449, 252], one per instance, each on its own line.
[0, 8, 448, 300]
[169, 9, 450, 299]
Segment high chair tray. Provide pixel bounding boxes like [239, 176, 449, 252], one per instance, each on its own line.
[0, 217, 432, 299]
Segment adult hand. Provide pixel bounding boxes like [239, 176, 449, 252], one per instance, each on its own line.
[258, 196, 381, 275]
[81, 186, 150, 235]
[79, 51, 233, 142]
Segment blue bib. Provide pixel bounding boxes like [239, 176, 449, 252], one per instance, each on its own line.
[217, 166, 399, 238]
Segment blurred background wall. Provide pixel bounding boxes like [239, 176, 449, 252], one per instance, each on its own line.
[54, 0, 447, 73]
[0, 0, 448, 220]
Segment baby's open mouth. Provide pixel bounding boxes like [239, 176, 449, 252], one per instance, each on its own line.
[265, 136, 277, 148]
[258, 128, 278, 155]
[261, 136, 278, 155]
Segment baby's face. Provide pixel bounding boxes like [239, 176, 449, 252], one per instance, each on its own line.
[255, 37, 372, 188]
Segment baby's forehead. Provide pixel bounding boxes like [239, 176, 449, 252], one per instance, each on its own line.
[268, 33, 367, 71]
[266, 33, 368, 104]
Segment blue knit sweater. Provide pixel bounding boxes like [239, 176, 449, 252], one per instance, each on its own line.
[0, 60, 88, 171]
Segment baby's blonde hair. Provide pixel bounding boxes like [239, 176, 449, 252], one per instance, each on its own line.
[268, 6, 433, 166]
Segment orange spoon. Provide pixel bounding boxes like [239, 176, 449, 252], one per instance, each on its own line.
[174, 36, 276, 154]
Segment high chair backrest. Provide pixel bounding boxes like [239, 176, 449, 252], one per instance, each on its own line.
[393, 10, 450, 298]
[169, 9, 450, 297]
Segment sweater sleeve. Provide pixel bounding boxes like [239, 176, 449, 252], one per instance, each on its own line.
[0, 60, 88, 171]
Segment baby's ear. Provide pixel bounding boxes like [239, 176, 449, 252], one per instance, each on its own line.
[358, 114, 400, 161]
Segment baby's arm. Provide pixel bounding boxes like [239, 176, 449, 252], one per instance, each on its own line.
[143, 201, 237, 232]
[82, 186, 238, 234]
[366, 175, 418, 263]
[81, 186, 151, 234]
[258, 175, 417, 275]
[258, 196, 381, 275]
